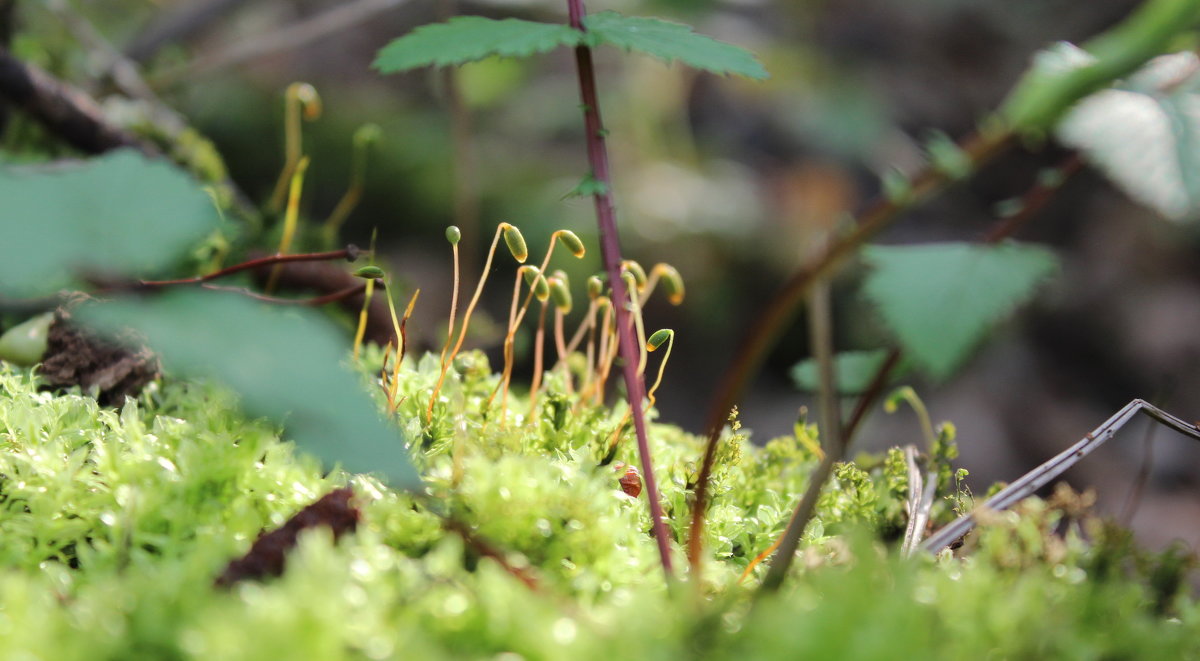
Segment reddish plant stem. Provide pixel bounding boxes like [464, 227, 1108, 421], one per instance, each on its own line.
[567, 0, 674, 579]
[983, 153, 1083, 243]
[139, 247, 361, 287]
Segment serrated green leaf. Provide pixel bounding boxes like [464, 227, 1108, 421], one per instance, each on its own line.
[862, 242, 1058, 381]
[373, 17, 583, 72]
[0, 150, 219, 297]
[76, 291, 422, 490]
[582, 12, 767, 80]
[790, 349, 906, 396]
[1057, 51, 1200, 220]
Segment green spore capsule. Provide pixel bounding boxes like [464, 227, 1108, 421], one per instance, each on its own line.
[501, 223, 528, 262]
[445, 226, 462, 245]
[659, 265, 685, 305]
[620, 260, 647, 290]
[522, 266, 550, 301]
[0, 312, 54, 366]
[353, 265, 386, 280]
[587, 275, 605, 299]
[548, 277, 573, 313]
[646, 328, 673, 352]
[557, 230, 586, 258]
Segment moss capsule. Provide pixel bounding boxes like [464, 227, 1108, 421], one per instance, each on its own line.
[556, 230, 586, 258]
[501, 223, 528, 262]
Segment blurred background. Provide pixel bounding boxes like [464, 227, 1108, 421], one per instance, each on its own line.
[5, 0, 1199, 549]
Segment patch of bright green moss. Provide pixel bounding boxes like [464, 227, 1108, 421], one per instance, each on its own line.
[0, 358, 1195, 659]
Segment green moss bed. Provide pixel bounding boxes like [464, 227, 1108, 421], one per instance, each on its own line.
[0, 350, 1196, 659]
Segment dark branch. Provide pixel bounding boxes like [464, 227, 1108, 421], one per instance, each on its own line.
[0, 47, 156, 155]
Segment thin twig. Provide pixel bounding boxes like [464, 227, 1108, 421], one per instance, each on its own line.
[0, 46, 155, 154]
[921, 399, 1200, 553]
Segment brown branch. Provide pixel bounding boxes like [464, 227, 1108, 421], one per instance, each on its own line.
[0, 46, 155, 154]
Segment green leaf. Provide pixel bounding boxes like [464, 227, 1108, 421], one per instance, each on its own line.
[790, 349, 906, 396]
[0, 150, 219, 297]
[582, 12, 768, 80]
[562, 172, 609, 199]
[76, 291, 422, 491]
[373, 17, 582, 72]
[862, 242, 1058, 381]
[1057, 51, 1200, 220]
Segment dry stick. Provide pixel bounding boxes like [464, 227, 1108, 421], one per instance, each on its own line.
[0, 30, 257, 219]
[921, 399, 1200, 553]
[687, 131, 1014, 581]
[0, 47, 154, 155]
[566, 0, 673, 579]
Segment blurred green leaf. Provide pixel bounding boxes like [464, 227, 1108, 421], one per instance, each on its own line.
[372, 17, 582, 72]
[790, 349, 904, 396]
[0, 150, 219, 296]
[583, 12, 768, 80]
[1057, 51, 1200, 220]
[77, 291, 421, 490]
[562, 172, 609, 199]
[862, 242, 1058, 381]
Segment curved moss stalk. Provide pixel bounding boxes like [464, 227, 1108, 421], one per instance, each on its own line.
[268, 82, 321, 212]
[427, 222, 525, 424]
[264, 156, 311, 293]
